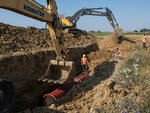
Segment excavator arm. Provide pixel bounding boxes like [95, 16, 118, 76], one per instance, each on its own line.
[0, 0, 64, 60]
[61, 7, 122, 43]
[0, 0, 53, 23]
[63, 7, 119, 32]
[0, 0, 76, 112]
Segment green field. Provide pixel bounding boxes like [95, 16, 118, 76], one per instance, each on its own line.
[124, 32, 144, 35]
[88, 32, 145, 37]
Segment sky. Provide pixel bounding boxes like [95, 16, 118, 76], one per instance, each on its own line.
[0, 0, 150, 32]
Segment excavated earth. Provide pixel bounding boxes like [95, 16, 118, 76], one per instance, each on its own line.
[0, 23, 95, 56]
[0, 23, 98, 112]
[38, 35, 141, 113]
[18, 35, 148, 113]
[0, 23, 147, 113]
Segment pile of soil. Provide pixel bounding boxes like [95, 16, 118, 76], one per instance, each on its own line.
[0, 23, 95, 55]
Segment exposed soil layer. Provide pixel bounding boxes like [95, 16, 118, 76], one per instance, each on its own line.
[0, 23, 148, 113]
[0, 23, 98, 112]
[18, 35, 149, 113]
[0, 23, 95, 56]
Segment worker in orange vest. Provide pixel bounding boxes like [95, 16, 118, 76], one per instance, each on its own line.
[142, 34, 147, 49]
[81, 54, 89, 72]
[113, 48, 122, 59]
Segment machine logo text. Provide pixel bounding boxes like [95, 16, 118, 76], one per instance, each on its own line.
[24, 4, 45, 17]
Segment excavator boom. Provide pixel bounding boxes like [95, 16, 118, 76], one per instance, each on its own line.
[0, 0, 76, 82]
[61, 7, 123, 43]
[0, 0, 64, 60]
[0, 0, 53, 22]
[62, 7, 119, 31]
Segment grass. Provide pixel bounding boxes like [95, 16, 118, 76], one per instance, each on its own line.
[124, 32, 144, 36]
[88, 32, 112, 37]
[95, 48, 150, 113]
[88, 32, 144, 37]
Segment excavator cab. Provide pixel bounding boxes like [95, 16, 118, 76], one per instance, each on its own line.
[60, 16, 74, 28]
[66, 16, 74, 23]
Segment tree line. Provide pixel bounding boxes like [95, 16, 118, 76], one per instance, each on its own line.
[134, 28, 150, 32]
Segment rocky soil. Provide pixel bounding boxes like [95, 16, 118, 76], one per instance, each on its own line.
[0, 23, 95, 56]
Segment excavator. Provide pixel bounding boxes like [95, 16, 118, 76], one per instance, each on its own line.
[0, 0, 76, 112]
[0, 1, 123, 112]
[60, 7, 122, 42]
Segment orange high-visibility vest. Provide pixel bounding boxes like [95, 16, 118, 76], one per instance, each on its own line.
[118, 50, 122, 58]
[81, 57, 88, 65]
[143, 36, 147, 43]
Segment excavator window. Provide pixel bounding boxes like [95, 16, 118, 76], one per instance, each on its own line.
[66, 17, 74, 23]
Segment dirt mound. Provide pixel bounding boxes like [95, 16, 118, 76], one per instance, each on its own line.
[0, 23, 95, 55]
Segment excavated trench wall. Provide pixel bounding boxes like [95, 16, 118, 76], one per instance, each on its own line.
[0, 43, 98, 112]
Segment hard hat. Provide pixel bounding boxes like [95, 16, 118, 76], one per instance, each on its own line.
[83, 54, 86, 57]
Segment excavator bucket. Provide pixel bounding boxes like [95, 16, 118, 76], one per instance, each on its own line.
[39, 60, 76, 84]
[112, 29, 123, 44]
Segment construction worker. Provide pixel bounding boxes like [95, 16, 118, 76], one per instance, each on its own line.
[142, 34, 147, 49]
[81, 54, 89, 72]
[112, 48, 122, 59]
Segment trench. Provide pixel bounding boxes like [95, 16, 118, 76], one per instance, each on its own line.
[0, 43, 98, 112]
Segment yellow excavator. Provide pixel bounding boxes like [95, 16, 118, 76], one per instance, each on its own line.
[60, 7, 122, 43]
[0, 0, 76, 112]
[0, 0, 77, 83]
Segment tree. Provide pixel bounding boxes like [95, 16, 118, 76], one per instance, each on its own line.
[140, 28, 150, 32]
[134, 30, 138, 32]
[89, 30, 95, 33]
[97, 30, 101, 33]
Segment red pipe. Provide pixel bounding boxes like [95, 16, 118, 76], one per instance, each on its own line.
[43, 70, 91, 106]
[74, 70, 91, 83]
